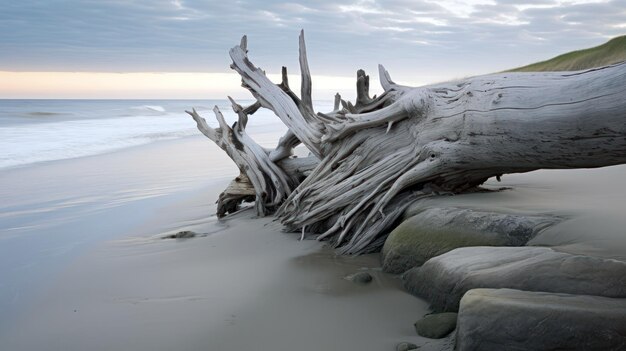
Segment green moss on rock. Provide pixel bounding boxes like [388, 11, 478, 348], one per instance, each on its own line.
[383, 218, 498, 274]
[382, 207, 559, 274]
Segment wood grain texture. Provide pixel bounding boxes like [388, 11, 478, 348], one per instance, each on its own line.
[191, 32, 626, 253]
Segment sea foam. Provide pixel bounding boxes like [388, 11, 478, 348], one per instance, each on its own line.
[0, 99, 332, 170]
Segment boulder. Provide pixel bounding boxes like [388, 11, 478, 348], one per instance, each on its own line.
[403, 246, 626, 312]
[456, 289, 626, 351]
[382, 208, 559, 273]
[414, 312, 457, 339]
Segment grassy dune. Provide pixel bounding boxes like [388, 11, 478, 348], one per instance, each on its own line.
[509, 35, 626, 72]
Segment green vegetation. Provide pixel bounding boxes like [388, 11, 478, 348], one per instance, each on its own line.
[509, 35, 626, 72]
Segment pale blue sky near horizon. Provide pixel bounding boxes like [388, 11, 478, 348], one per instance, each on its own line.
[1, 0, 625, 98]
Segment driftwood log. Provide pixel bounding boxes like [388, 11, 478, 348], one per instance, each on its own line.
[188, 31, 626, 254]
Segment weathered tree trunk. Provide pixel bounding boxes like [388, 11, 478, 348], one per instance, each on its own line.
[189, 31, 626, 254]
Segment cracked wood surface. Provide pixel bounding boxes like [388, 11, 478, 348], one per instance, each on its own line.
[189, 31, 626, 253]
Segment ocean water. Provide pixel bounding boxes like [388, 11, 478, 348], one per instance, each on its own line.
[0, 99, 334, 169]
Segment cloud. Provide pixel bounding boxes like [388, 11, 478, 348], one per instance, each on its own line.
[0, 0, 624, 85]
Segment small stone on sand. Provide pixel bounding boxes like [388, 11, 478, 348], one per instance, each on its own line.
[414, 312, 457, 339]
[348, 272, 373, 284]
[164, 230, 197, 239]
[396, 341, 418, 350]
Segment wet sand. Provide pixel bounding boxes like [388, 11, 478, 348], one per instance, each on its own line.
[0, 136, 446, 351]
[0, 135, 236, 332]
[0, 188, 443, 351]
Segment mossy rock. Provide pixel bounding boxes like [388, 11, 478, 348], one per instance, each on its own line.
[383, 220, 496, 274]
[382, 207, 559, 274]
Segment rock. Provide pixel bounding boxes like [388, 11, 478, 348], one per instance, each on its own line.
[457, 288, 626, 351]
[414, 312, 457, 339]
[403, 246, 626, 312]
[382, 207, 559, 273]
[347, 272, 373, 284]
[396, 341, 418, 351]
[163, 230, 197, 239]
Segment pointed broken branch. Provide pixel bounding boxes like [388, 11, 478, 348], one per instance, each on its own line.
[299, 30, 314, 113]
[355, 69, 373, 107]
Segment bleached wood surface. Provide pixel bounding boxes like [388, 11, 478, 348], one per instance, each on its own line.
[191, 31, 626, 253]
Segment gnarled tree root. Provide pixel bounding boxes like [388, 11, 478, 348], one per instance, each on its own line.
[189, 31, 626, 253]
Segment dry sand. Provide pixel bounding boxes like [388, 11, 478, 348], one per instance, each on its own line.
[421, 164, 626, 262]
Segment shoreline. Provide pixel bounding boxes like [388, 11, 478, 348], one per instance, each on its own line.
[0, 135, 448, 350]
[0, 136, 236, 333]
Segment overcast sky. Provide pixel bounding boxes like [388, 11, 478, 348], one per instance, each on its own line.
[1, 0, 625, 97]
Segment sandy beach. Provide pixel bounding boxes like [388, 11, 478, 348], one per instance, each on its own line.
[0, 135, 451, 351]
[1, 129, 625, 351]
[4, 2, 626, 349]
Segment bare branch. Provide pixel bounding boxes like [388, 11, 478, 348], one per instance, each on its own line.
[243, 101, 261, 115]
[378, 64, 395, 91]
[229, 41, 325, 158]
[279, 66, 289, 90]
[299, 30, 313, 113]
[227, 96, 248, 131]
[269, 129, 302, 162]
[355, 69, 373, 107]
[240, 35, 247, 53]
[186, 108, 217, 142]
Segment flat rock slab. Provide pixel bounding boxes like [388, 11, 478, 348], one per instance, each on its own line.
[457, 289, 626, 351]
[382, 208, 559, 273]
[403, 246, 626, 312]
